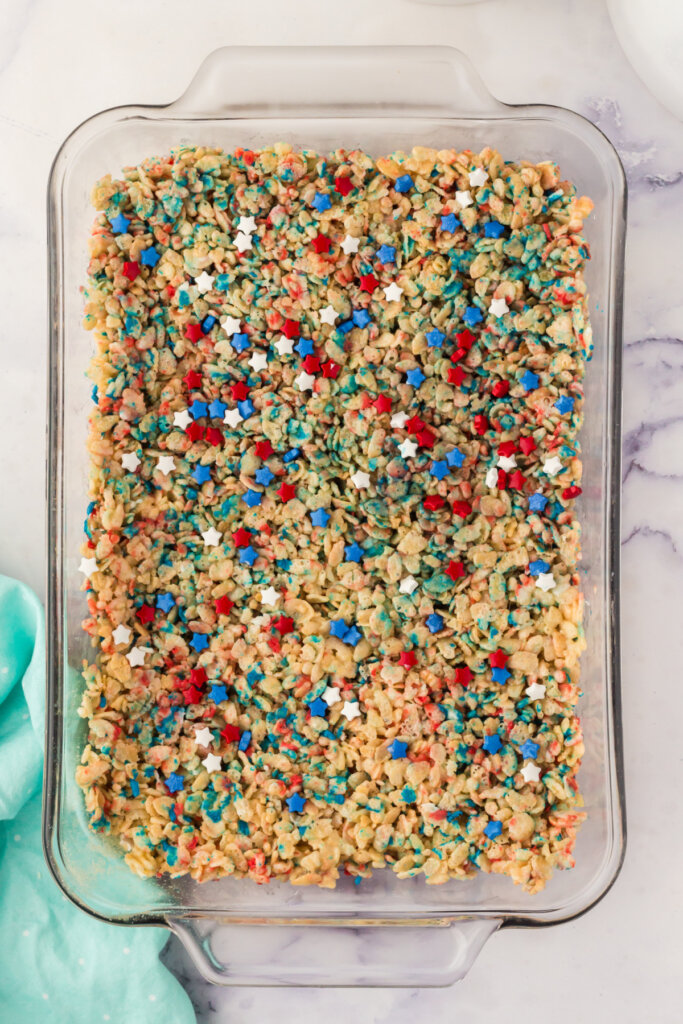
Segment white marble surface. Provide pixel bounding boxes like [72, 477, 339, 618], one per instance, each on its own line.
[2, 0, 682, 1019]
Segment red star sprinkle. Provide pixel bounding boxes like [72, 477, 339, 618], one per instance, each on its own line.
[373, 394, 392, 413]
[123, 261, 139, 281]
[230, 381, 250, 401]
[277, 482, 296, 502]
[359, 273, 379, 293]
[136, 604, 155, 624]
[497, 440, 517, 457]
[281, 319, 299, 339]
[452, 500, 472, 518]
[321, 360, 340, 378]
[184, 323, 204, 343]
[254, 439, 273, 459]
[445, 560, 466, 580]
[273, 615, 295, 635]
[473, 415, 488, 435]
[183, 369, 202, 389]
[312, 234, 331, 254]
[405, 415, 425, 434]
[519, 436, 536, 455]
[215, 595, 234, 616]
[206, 427, 223, 446]
[190, 667, 207, 686]
[455, 329, 475, 350]
[183, 685, 204, 705]
[424, 495, 445, 511]
[232, 528, 251, 547]
[508, 470, 524, 490]
[302, 355, 321, 373]
[448, 366, 465, 386]
[399, 650, 417, 668]
[221, 723, 241, 744]
[454, 666, 472, 686]
[497, 469, 508, 489]
[491, 380, 510, 398]
[489, 650, 508, 668]
[416, 429, 436, 448]
[450, 347, 467, 364]
[335, 175, 353, 196]
[563, 485, 582, 499]
[186, 421, 206, 442]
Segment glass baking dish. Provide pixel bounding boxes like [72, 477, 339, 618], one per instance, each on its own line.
[44, 45, 626, 987]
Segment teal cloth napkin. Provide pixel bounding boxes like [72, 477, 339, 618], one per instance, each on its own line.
[0, 575, 196, 1024]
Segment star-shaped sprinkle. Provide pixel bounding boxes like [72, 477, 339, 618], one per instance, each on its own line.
[390, 411, 408, 429]
[220, 315, 241, 336]
[183, 369, 202, 389]
[341, 234, 359, 255]
[308, 697, 328, 717]
[136, 606, 153, 628]
[376, 244, 396, 264]
[295, 370, 315, 392]
[249, 351, 268, 372]
[498, 454, 517, 472]
[243, 489, 262, 508]
[521, 369, 539, 391]
[426, 328, 445, 348]
[359, 273, 378, 293]
[287, 792, 306, 813]
[190, 633, 210, 653]
[310, 508, 330, 528]
[406, 367, 425, 388]
[426, 613, 444, 634]
[521, 762, 541, 783]
[201, 527, 222, 547]
[430, 460, 449, 480]
[484, 820, 502, 840]
[231, 333, 250, 354]
[78, 557, 98, 577]
[192, 465, 212, 485]
[520, 738, 540, 759]
[121, 451, 140, 472]
[484, 221, 506, 239]
[399, 650, 417, 669]
[260, 586, 279, 607]
[126, 646, 151, 667]
[536, 573, 556, 592]
[483, 732, 502, 754]
[330, 619, 350, 640]
[525, 681, 547, 700]
[234, 231, 253, 253]
[238, 731, 252, 752]
[202, 752, 223, 773]
[446, 448, 465, 468]
[173, 409, 192, 431]
[490, 297, 509, 318]
[276, 482, 296, 502]
[237, 215, 257, 234]
[388, 738, 408, 759]
[188, 399, 208, 419]
[273, 615, 294, 634]
[112, 624, 132, 646]
[344, 625, 363, 646]
[394, 174, 413, 193]
[485, 467, 499, 488]
[344, 542, 363, 562]
[239, 545, 258, 566]
[440, 212, 461, 233]
[255, 466, 274, 487]
[445, 560, 465, 580]
[469, 167, 488, 187]
[166, 773, 184, 793]
[351, 470, 370, 489]
[312, 233, 331, 254]
[156, 455, 175, 475]
[492, 666, 510, 684]
[195, 271, 214, 293]
[399, 438, 418, 459]
[194, 726, 213, 747]
[383, 282, 403, 302]
[554, 395, 575, 414]
[210, 684, 228, 703]
[207, 399, 226, 420]
[528, 492, 548, 512]
[156, 592, 175, 613]
[224, 408, 243, 428]
[399, 576, 418, 595]
[528, 559, 550, 576]
[323, 686, 341, 706]
[455, 189, 473, 208]
[320, 304, 339, 325]
[543, 456, 563, 476]
[463, 305, 483, 327]
[140, 247, 160, 267]
[215, 595, 234, 616]
[109, 212, 130, 234]
[341, 701, 361, 721]
[312, 192, 331, 213]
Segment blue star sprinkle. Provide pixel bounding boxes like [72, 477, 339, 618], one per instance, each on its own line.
[344, 542, 364, 563]
[239, 545, 258, 566]
[446, 448, 465, 468]
[492, 666, 510, 684]
[231, 333, 250, 353]
[338, 320, 354, 335]
[484, 221, 505, 239]
[140, 246, 160, 267]
[430, 460, 450, 480]
[483, 733, 502, 755]
[406, 367, 426, 388]
[343, 625, 363, 646]
[192, 465, 211, 485]
[109, 212, 130, 234]
[311, 192, 331, 213]
[376, 244, 396, 264]
[310, 508, 330, 528]
[441, 213, 461, 233]
[426, 328, 445, 348]
[295, 337, 314, 356]
[243, 489, 262, 508]
[554, 395, 575, 414]
[189, 400, 208, 419]
[426, 613, 444, 634]
[520, 739, 540, 759]
[210, 684, 228, 703]
[190, 633, 209, 653]
[528, 559, 550, 576]
[202, 315, 217, 333]
[394, 174, 414, 193]
[528, 493, 548, 512]
[286, 792, 306, 813]
[521, 370, 539, 391]
[352, 308, 371, 328]
[237, 399, 255, 419]
[388, 738, 408, 759]
[255, 466, 274, 486]
[208, 398, 227, 419]
[330, 619, 350, 640]
[283, 448, 301, 464]
[238, 730, 251, 751]
[156, 593, 175, 613]
[308, 697, 328, 717]
[166, 773, 184, 793]
[484, 820, 502, 840]
[463, 306, 483, 327]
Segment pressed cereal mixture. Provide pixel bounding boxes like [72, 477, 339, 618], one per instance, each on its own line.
[77, 144, 592, 894]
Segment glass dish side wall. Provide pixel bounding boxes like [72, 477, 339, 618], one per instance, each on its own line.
[45, 47, 625, 930]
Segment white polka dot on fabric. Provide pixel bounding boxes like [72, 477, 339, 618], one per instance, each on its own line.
[78, 958, 85, 966]
[42, 994, 48, 1000]
[149, 994, 157, 1002]
[22, 930, 29, 937]
[123, 947, 130, 954]
[14, 834, 20, 841]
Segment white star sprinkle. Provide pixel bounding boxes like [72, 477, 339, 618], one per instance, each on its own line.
[341, 701, 361, 721]
[469, 167, 488, 188]
[121, 452, 140, 472]
[275, 335, 294, 356]
[194, 726, 213, 747]
[341, 234, 360, 255]
[323, 686, 341, 706]
[237, 215, 257, 234]
[223, 408, 243, 428]
[351, 470, 370, 489]
[249, 351, 268, 372]
[383, 282, 403, 302]
[455, 189, 473, 208]
[295, 371, 315, 392]
[497, 454, 517, 472]
[399, 438, 418, 459]
[525, 681, 547, 700]
[485, 466, 499, 488]
[220, 315, 241, 337]
[78, 557, 98, 577]
[543, 456, 563, 476]
[112, 624, 132, 646]
[202, 527, 222, 547]
[126, 646, 151, 668]
[202, 752, 223, 773]
[536, 573, 556, 592]
[319, 304, 339, 325]
[399, 576, 418, 595]
[156, 455, 175, 475]
[490, 297, 509, 318]
[234, 232, 253, 253]
[521, 762, 541, 783]
[194, 271, 214, 294]
[390, 411, 409, 429]
[260, 586, 279, 607]
[173, 409, 192, 431]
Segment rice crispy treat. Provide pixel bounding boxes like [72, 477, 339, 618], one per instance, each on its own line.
[76, 144, 592, 894]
